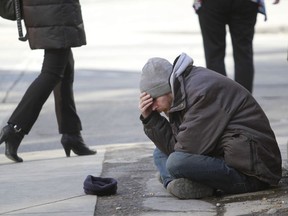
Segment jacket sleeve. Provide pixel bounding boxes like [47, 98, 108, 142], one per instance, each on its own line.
[140, 111, 176, 155]
[175, 94, 231, 155]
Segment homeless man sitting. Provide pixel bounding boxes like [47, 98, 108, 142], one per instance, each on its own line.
[138, 53, 282, 199]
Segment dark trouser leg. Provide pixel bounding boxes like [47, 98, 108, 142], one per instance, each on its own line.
[53, 49, 82, 134]
[53, 50, 95, 157]
[197, 0, 227, 76]
[229, 0, 258, 93]
[8, 72, 61, 133]
[8, 49, 71, 134]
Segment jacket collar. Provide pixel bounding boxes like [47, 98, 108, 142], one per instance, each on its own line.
[169, 53, 194, 113]
[169, 53, 193, 102]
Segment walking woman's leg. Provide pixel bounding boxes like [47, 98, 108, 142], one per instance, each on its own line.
[8, 49, 70, 132]
[0, 49, 70, 162]
[54, 49, 82, 134]
[53, 49, 96, 157]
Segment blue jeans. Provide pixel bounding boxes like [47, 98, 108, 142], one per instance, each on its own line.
[153, 148, 268, 194]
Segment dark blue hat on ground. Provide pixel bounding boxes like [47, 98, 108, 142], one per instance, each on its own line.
[83, 175, 117, 196]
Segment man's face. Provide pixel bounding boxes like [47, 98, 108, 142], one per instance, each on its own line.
[151, 93, 173, 114]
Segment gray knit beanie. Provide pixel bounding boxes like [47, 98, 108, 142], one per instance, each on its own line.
[140, 57, 172, 98]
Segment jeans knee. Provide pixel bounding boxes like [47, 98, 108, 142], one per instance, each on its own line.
[166, 152, 186, 177]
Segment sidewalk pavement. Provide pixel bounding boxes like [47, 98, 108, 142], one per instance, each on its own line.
[0, 142, 287, 216]
[0, 0, 288, 215]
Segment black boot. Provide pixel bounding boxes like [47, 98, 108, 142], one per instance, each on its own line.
[61, 133, 96, 157]
[0, 124, 24, 162]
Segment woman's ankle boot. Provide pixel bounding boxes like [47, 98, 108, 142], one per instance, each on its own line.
[0, 124, 24, 162]
[61, 132, 96, 157]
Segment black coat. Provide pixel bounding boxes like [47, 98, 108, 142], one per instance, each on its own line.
[22, 0, 86, 49]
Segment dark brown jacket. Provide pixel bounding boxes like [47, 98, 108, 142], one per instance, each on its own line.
[22, 0, 86, 49]
[141, 65, 282, 186]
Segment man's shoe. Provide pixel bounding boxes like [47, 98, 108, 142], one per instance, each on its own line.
[167, 178, 213, 199]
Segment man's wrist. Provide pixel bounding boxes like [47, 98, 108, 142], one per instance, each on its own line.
[140, 111, 156, 124]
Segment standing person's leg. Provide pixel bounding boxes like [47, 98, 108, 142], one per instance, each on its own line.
[167, 152, 269, 195]
[229, 0, 258, 93]
[0, 49, 69, 162]
[197, 0, 228, 76]
[53, 49, 96, 157]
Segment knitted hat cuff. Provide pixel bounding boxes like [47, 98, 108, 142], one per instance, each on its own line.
[144, 82, 171, 98]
